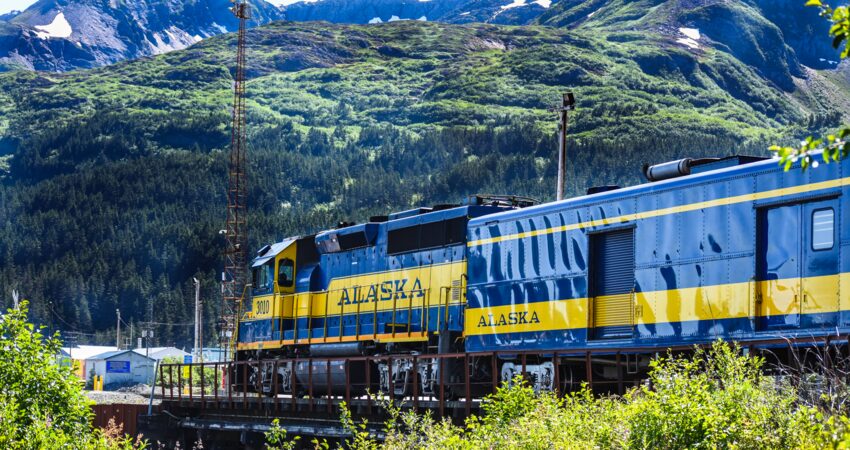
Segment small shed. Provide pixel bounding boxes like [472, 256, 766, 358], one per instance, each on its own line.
[88, 350, 156, 387]
[133, 347, 188, 362]
[199, 348, 227, 363]
[61, 345, 118, 379]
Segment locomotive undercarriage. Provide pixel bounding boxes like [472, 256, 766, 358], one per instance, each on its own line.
[234, 340, 657, 399]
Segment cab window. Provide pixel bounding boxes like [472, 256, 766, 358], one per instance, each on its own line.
[252, 262, 274, 294]
[278, 259, 294, 288]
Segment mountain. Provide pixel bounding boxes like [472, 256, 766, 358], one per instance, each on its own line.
[2, 0, 842, 74]
[280, 0, 558, 25]
[539, 0, 843, 84]
[0, 11, 23, 21]
[0, 0, 284, 71]
[0, 4, 849, 345]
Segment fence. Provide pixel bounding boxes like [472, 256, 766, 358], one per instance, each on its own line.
[91, 404, 156, 439]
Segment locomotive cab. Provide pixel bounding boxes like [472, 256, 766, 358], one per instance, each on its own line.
[248, 239, 296, 318]
[239, 236, 319, 348]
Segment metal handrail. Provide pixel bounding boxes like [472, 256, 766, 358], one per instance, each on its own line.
[256, 284, 469, 344]
[229, 283, 253, 360]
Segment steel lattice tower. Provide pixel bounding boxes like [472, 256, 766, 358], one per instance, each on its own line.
[222, 0, 250, 356]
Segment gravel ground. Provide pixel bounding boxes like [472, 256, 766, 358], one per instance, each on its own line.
[86, 390, 157, 405]
[86, 384, 161, 405]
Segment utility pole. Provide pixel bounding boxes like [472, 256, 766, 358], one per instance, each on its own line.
[194, 278, 201, 359]
[550, 92, 576, 201]
[116, 309, 121, 349]
[64, 331, 79, 359]
[199, 296, 204, 363]
[141, 327, 154, 360]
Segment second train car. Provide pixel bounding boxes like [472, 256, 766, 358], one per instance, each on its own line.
[235, 152, 850, 395]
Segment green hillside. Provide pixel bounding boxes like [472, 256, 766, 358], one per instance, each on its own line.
[0, 19, 845, 346]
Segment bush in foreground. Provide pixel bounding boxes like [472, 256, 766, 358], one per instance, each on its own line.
[278, 342, 850, 449]
[0, 302, 141, 450]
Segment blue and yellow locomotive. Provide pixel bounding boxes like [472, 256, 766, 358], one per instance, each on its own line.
[236, 153, 850, 394]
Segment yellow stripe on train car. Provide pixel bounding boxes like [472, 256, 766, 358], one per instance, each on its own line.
[464, 272, 845, 336]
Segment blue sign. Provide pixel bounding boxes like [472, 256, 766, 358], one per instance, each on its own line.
[106, 361, 131, 374]
[184, 355, 193, 364]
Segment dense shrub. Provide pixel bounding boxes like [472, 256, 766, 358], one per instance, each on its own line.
[314, 342, 850, 449]
[0, 302, 141, 450]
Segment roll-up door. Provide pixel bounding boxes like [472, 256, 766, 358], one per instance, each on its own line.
[591, 228, 635, 339]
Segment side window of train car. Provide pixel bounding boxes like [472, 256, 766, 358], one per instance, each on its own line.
[812, 209, 834, 251]
[278, 259, 294, 287]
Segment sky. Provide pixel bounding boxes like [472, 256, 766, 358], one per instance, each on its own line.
[0, 0, 37, 15]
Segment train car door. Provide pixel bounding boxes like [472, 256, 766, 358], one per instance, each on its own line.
[801, 200, 839, 328]
[756, 204, 802, 330]
[590, 228, 635, 339]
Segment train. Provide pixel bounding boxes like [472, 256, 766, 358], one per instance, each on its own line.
[234, 152, 849, 396]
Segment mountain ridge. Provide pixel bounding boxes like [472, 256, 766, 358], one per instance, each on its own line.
[0, 0, 846, 76]
[280, 0, 557, 25]
[0, 0, 284, 71]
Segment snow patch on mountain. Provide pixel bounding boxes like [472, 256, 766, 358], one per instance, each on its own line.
[212, 22, 228, 34]
[676, 27, 700, 49]
[34, 12, 73, 39]
[148, 26, 203, 54]
[269, 0, 321, 5]
[500, 0, 551, 10]
[371, 14, 427, 23]
[501, 0, 525, 9]
[679, 27, 700, 40]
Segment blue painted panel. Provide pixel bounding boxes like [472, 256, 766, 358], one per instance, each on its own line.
[680, 184, 704, 261]
[239, 319, 276, 343]
[656, 188, 680, 264]
[703, 180, 728, 257]
[635, 193, 657, 266]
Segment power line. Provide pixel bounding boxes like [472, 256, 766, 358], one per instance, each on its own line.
[139, 321, 194, 327]
[47, 301, 83, 332]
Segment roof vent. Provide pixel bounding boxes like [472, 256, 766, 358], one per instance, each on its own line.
[643, 156, 767, 182]
[464, 194, 538, 208]
[643, 158, 698, 182]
